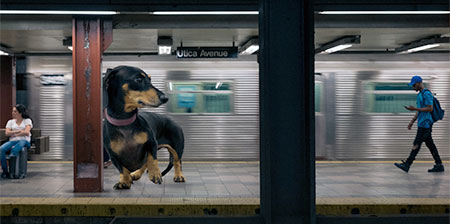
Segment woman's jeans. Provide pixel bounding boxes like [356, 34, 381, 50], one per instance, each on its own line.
[0, 140, 31, 174]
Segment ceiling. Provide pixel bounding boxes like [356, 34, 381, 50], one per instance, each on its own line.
[0, 14, 449, 55]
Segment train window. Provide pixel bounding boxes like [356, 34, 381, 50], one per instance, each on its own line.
[364, 82, 428, 113]
[165, 81, 233, 114]
[315, 82, 322, 113]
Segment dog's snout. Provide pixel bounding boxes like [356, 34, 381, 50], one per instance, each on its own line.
[160, 95, 169, 104]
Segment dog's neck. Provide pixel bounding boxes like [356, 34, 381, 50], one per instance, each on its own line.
[105, 87, 137, 123]
[106, 100, 137, 117]
[106, 94, 137, 119]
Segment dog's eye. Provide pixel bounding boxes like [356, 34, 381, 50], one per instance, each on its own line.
[134, 77, 143, 83]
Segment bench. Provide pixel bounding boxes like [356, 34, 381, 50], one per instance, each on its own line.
[0, 128, 50, 154]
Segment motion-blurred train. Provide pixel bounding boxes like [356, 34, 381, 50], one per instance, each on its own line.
[20, 55, 449, 161]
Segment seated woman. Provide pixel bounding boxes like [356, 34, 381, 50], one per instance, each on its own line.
[0, 104, 33, 178]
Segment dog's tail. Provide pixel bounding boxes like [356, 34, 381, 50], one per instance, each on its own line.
[158, 144, 179, 176]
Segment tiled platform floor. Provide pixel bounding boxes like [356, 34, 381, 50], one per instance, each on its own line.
[0, 161, 448, 198]
[316, 162, 450, 198]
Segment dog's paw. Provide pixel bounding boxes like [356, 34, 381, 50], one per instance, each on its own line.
[149, 172, 163, 184]
[113, 182, 131, 190]
[174, 175, 186, 182]
[131, 174, 140, 181]
[130, 171, 143, 181]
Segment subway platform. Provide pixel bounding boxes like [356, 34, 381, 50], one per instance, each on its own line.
[0, 161, 449, 219]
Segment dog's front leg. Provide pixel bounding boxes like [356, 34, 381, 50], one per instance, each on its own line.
[114, 167, 133, 189]
[147, 152, 162, 184]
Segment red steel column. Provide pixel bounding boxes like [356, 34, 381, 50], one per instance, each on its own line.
[0, 56, 15, 127]
[72, 17, 112, 192]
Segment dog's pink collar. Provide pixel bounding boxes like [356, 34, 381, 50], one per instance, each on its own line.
[104, 108, 136, 126]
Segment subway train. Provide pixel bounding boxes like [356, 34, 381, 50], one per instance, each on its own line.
[22, 55, 449, 161]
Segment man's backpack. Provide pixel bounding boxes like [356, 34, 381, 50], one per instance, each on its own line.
[422, 89, 445, 123]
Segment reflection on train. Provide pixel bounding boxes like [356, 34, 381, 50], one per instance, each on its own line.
[21, 56, 450, 161]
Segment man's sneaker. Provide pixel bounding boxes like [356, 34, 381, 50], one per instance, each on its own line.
[394, 160, 410, 173]
[428, 164, 444, 172]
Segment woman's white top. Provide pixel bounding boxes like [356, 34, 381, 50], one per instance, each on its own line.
[5, 118, 33, 142]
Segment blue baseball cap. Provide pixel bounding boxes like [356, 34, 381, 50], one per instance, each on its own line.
[408, 75, 422, 87]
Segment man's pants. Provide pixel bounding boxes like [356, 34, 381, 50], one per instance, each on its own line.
[406, 127, 442, 165]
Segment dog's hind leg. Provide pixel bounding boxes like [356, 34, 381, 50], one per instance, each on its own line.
[160, 144, 186, 182]
[173, 160, 185, 182]
[130, 164, 147, 181]
[114, 167, 133, 189]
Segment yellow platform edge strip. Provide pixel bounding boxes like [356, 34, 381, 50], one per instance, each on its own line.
[1, 204, 448, 217]
[0, 197, 448, 217]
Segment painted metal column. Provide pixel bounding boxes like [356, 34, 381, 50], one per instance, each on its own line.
[72, 17, 112, 192]
[0, 56, 15, 127]
[259, 0, 315, 223]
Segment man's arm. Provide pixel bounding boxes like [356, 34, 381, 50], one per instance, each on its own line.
[408, 112, 418, 130]
[406, 90, 434, 112]
[405, 104, 433, 112]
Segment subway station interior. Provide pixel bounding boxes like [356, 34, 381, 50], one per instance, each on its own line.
[0, 1, 449, 224]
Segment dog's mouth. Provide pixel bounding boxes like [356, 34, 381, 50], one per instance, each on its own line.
[138, 100, 149, 107]
[138, 100, 160, 108]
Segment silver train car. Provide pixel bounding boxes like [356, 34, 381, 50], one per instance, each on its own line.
[25, 56, 449, 161]
[316, 58, 450, 160]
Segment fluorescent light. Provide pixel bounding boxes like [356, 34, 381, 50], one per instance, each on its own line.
[169, 82, 173, 91]
[67, 46, 73, 51]
[158, 46, 172, 55]
[0, 10, 117, 15]
[401, 44, 440, 54]
[319, 11, 450, 15]
[215, 82, 222, 89]
[395, 35, 448, 54]
[239, 37, 259, 55]
[315, 36, 360, 54]
[320, 44, 353, 54]
[0, 50, 9, 56]
[240, 45, 259, 55]
[152, 11, 258, 15]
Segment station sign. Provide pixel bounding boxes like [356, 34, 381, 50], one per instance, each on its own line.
[176, 47, 238, 58]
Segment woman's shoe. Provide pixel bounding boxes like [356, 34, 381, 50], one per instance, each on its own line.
[1, 173, 10, 179]
[103, 160, 112, 168]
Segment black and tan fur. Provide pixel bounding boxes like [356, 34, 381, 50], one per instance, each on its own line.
[103, 66, 185, 189]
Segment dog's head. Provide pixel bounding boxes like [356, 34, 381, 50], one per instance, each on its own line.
[104, 66, 168, 112]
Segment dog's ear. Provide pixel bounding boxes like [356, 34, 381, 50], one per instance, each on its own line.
[104, 68, 116, 91]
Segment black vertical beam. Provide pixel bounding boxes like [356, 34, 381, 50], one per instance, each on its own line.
[259, 0, 315, 224]
[0, 56, 15, 127]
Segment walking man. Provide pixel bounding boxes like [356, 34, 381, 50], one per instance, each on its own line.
[395, 75, 444, 173]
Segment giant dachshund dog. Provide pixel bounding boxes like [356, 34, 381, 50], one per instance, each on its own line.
[103, 66, 185, 189]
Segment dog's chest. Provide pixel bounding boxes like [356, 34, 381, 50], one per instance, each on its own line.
[108, 129, 148, 155]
